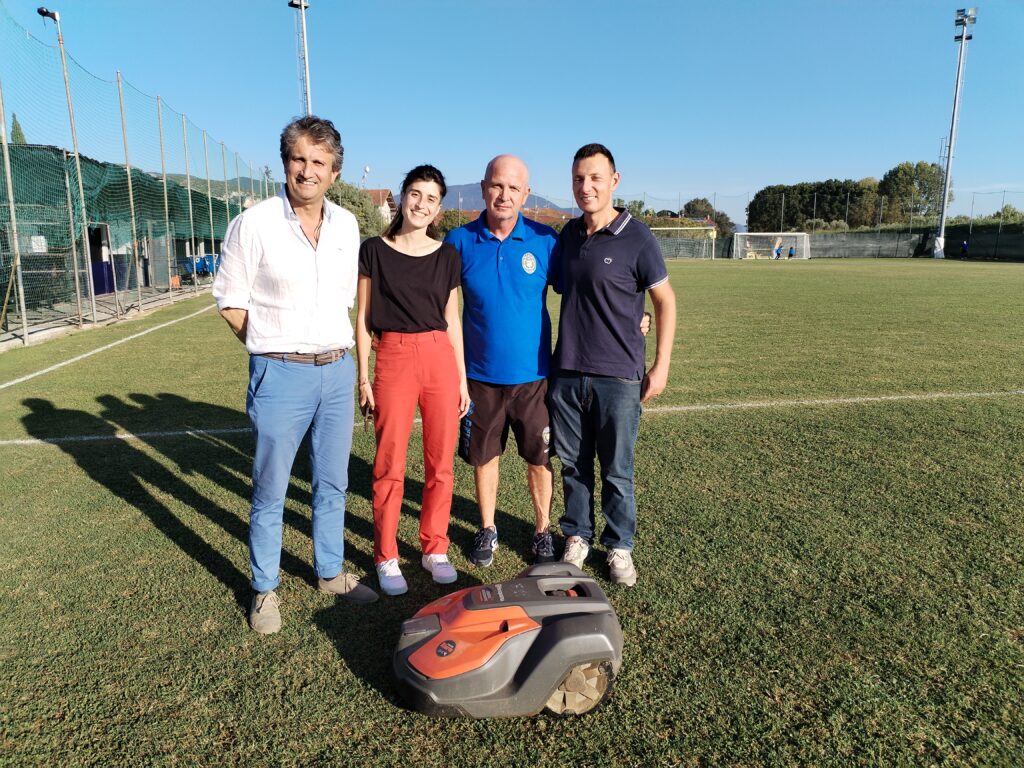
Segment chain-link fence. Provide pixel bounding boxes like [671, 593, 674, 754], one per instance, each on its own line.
[0, 3, 280, 345]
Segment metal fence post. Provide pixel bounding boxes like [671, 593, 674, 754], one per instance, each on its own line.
[156, 96, 174, 299]
[62, 153, 83, 326]
[0, 80, 30, 343]
[249, 160, 255, 202]
[220, 141, 231, 236]
[116, 71, 144, 312]
[203, 129, 216, 273]
[994, 190, 1005, 258]
[182, 114, 198, 296]
[235, 153, 242, 217]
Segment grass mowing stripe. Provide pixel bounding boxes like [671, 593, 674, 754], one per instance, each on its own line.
[3, 386, 1022, 447]
[0, 303, 216, 391]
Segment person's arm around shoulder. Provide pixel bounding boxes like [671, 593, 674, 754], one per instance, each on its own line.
[442, 243, 470, 417]
[355, 241, 375, 414]
[444, 287, 470, 418]
[213, 213, 256, 345]
[641, 280, 676, 403]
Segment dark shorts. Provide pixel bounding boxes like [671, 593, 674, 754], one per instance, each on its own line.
[458, 378, 552, 467]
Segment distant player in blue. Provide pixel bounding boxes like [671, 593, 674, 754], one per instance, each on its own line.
[774, 245, 783, 260]
[788, 245, 795, 259]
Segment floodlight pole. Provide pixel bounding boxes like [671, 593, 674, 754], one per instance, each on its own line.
[38, 6, 97, 322]
[935, 7, 976, 259]
[288, 0, 312, 115]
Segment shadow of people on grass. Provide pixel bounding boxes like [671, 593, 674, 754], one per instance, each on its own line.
[21, 397, 252, 607]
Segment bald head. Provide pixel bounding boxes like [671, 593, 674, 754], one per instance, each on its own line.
[481, 154, 531, 236]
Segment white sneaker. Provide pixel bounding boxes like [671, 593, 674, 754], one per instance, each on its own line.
[375, 558, 408, 596]
[561, 536, 590, 569]
[421, 553, 458, 585]
[607, 548, 637, 587]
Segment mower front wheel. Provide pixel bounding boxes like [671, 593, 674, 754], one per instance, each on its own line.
[543, 660, 614, 716]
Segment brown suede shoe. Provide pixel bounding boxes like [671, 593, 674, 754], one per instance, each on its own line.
[249, 590, 281, 634]
[317, 572, 379, 604]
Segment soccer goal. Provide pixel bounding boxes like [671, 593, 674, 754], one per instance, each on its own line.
[733, 232, 810, 260]
[651, 227, 718, 259]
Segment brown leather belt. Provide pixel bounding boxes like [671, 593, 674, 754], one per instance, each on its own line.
[258, 349, 348, 366]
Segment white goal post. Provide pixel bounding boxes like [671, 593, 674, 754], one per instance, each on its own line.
[650, 226, 718, 259]
[733, 232, 810, 260]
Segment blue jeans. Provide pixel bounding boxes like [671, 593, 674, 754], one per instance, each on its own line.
[548, 372, 641, 551]
[246, 353, 355, 592]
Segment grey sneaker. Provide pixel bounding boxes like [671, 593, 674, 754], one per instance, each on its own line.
[249, 590, 281, 634]
[422, 554, 458, 585]
[607, 548, 637, 586]
[561, 536, 590, 569]
[375, 558, 408, 596]
[531, 531, 556, 563]
[469, 526, 498, 567]
[317, 572, 379, 604]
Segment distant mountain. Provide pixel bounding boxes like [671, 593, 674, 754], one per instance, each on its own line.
[400, 183, 572, 214]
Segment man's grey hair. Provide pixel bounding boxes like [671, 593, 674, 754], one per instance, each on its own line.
[279, 116, 343, 172]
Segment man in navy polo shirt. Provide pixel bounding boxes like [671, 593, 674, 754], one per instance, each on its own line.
[549, 143, 677, 586]
[445, 155, 558, 566]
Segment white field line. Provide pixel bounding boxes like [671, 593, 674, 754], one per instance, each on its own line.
[644, 388, 1024, 414]
[0, 304, 216, 391]
[2, 387, 1022, 448]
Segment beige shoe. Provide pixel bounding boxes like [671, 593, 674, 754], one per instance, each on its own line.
[561, 536, 590, 569]
[249, 590, 281, 634]
[317, 572, 379, 604]
[607, 548, 637, 587]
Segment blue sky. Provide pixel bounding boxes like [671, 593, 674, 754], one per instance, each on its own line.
[2, 0, 1020, 225]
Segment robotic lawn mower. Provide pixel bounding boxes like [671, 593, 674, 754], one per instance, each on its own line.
[393, 562, 623, 718]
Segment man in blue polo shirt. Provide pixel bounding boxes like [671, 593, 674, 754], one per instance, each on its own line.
[445, 155, 558, 566]
[550, 143, 677, 587]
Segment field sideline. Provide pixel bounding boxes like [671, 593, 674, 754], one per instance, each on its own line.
[1, 259, 1022, 765]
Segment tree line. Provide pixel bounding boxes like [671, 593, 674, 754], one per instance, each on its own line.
[747, 161, 947, 232]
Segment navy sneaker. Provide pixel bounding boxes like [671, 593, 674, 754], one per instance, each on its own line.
[469, 526, 498, 567]
[531, 531, 556, 564]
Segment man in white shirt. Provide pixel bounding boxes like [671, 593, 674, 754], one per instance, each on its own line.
[213, 116, 377, 634]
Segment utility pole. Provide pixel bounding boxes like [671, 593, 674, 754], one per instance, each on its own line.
[935, 7, 976, 259]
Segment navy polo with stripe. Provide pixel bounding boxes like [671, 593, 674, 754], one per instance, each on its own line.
[552, 209, 668, 380]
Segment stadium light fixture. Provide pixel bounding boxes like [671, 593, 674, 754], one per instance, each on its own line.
[934, 6, 977, 258]
[36, 5, 99, 321]
[288, 0, 312, 115]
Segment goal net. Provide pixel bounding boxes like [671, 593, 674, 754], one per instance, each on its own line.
[651, 227, 718, 259]
[733, 232, 810, 260]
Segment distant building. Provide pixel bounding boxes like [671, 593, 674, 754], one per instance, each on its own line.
[365, 189, 398, 224]
[656, 210, 679, 219]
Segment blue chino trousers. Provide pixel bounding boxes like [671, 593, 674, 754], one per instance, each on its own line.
[548, 372, 642, 551]
[246, 353, 355, 592]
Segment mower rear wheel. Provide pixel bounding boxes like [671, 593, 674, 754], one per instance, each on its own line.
[544, 661, 613, 715]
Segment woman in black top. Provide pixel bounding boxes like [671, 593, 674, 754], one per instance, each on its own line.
[356, 164, 469, 596]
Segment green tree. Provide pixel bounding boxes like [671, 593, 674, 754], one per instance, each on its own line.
[626, 199, 644, 218]
[10, 112, 26, 144]
[711, 210, 735, 237]
[435, 209, 470, 239]
[878, 161, 947, 222]
[683, 197, 714, 219]
[325, 180, 383, 239]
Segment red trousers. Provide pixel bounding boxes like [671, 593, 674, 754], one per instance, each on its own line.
[372, 331, 460, 563]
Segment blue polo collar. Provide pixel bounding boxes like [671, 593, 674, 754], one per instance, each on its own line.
[476, 212, 527, 242]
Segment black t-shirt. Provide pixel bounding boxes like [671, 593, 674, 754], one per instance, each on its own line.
[358, 236, 461, 334]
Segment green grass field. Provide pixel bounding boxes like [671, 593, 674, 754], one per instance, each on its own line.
[1, 260, 1022, 766]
